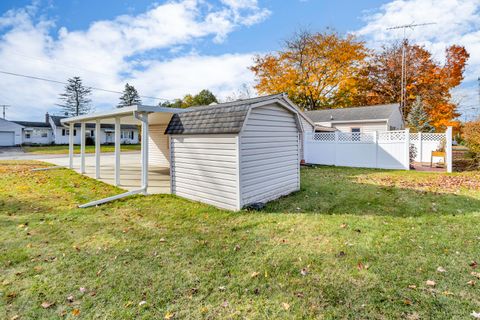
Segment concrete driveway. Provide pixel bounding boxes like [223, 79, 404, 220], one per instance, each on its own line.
[37, 152, 170, 194]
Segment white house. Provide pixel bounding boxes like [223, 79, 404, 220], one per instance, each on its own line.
[48, 115, 139, 145]
[0, 118, 24, 146]
[0, 113, 140, 146]
[59, 94, 305, 211]
[305, 103, 404, 133]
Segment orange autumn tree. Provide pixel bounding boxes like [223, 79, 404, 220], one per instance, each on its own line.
[352, 41, 469, 131]
[250, 31, 369, 110]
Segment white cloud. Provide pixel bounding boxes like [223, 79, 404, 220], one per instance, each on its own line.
[0, 0, 268, 120]
[356, 0, 480, 120]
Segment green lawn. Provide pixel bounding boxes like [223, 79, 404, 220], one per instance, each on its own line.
[23, 144, 141, 154]
[1, 162, 480, 319]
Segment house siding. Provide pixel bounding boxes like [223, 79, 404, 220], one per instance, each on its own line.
[387, 107, 405, 130]
[239, 104, 300, 207]
[170, 134, 239, 210]
[332, 121, 387, 133]
[148, 124, 169, 167]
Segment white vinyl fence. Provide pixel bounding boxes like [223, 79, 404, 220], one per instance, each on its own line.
[304, 127, 452, 172]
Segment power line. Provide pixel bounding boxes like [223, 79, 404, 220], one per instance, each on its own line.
[0, 70, 169, 101]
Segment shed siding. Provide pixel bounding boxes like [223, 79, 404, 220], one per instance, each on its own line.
[299, 116, 314, 161]
[239, 104, 300, 206]
[148, 124, 169, 167]
[170, 134, 239, 210]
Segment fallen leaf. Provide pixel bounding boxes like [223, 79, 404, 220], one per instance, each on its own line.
[138, 301, 146, 306]
[79, 287, 86, 293]
[357, 262, 365, 270]
[164, 311, 174, 319]
[408, 285, 417, 289]
[470, 261, 478, 269]
[41, 301, 55, 309]
[10, 316, 20, 320]
[66, 295, 74, 303]
[403, 299, 412, 305]
[251, 271, 260, 278]
[300, 268, 308, 276]
[221, 301, 229, 308]
[218, 286, 226, 291]
[426, 280, 436, 287]
[467, 280, 476, 286]
[471, 311, 480, 319]
[437, 266, 446, 273]
[282, 302, 290, 311]
[471, 272, 480, 279]
[159, 238, 166, 243]
[340, 223, 347, 228]
[234, 245, 241, 251]
[71, 309, 80, 316]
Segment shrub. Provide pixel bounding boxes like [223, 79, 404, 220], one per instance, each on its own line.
[86, 137, 95, 146]
[463, 120, 480, 153]
[463, 120, 480, 165]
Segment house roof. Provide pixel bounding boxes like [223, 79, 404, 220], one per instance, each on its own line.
[164, 94, 300, 135]
[12, 121, 50, 128]
[305, 103, 399, 123]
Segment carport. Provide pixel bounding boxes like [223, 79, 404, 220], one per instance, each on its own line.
[60, 105, 184, 207]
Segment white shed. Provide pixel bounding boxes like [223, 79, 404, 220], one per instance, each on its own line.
[59, 94, 304, 211]
[0, 118, 24, 146]
[165, 95, 304, 210]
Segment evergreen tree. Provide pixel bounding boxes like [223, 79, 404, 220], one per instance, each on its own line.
[57, 76, 92, 116]
[118, 83, 142, 108]
[407, 97, 434, 133]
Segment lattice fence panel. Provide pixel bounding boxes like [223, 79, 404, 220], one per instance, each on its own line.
[311, 132, 335, 142]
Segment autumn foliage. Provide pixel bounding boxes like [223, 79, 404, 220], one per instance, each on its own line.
[463, 120, 480, 157]
[250, 31, 368, 110]
[250, 31, 469, 131]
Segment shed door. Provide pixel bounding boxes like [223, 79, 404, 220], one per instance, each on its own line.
[0, 131, 15, 146]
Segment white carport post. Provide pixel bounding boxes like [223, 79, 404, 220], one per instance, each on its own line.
[140, 112, 149, 193]
[114, 117, 121, 186]
[95, 119, 101, 179]
[68, 122, 74, 169]
[80, 122, 86, 174]
[446, 126, 453, 173]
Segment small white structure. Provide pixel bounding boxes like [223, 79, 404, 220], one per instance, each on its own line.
[13, 121, 54, 145]
[60, 94, 305, 210]
[305, 103, 404, 133]
[0, 118, 23, 146]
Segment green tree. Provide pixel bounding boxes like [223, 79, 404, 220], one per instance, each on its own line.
[118, 83, 142, 108]
[159, 89, 218, 108]
[191, 89, 218, 106]
[57, 76, 92, 116]
[407, 97, 434, 133]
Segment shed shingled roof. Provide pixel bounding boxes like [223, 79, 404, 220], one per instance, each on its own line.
[165, 94, 290, 135]
[305, 103, 399, 123]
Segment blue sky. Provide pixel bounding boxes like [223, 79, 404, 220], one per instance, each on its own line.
[0, 0, 478, 121]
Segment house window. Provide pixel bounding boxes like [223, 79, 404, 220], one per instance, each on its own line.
[351, 128, 361, 141]
[41, 132, 48, 138]
[74, 129, 77, 136]
[25, 133, 31, 139]
[91, 130, 94, 137]
[130, 131, 134, 139]
[351, 128, 361, 133]
[62, 129, 66, 136]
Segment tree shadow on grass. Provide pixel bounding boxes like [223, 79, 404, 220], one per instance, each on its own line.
[265, 166, 480, 217]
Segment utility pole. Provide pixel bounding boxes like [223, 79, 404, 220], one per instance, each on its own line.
[0, 105, 10, 119]
[387, 22, 436, 113]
